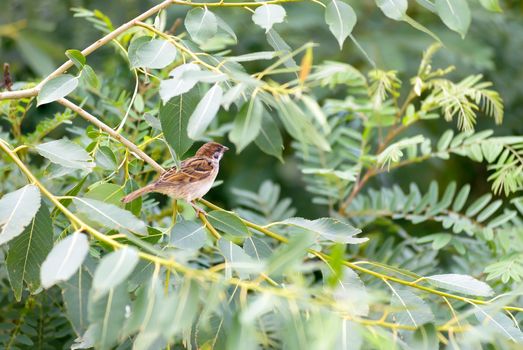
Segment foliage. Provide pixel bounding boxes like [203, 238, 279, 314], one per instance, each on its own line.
[1, 1, 522, 349]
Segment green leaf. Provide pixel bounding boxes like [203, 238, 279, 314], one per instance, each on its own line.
[160, 89, 200, 157]
[159, 63, 201, 103]
[254, 113, 284, 161]
[426, 274, 493, 297]
[170, 219, 208, 250]
[187, 84, 223, 139]
[452, 184, 470, 211]
[411, 323, 438, 350]
[6, 202, 52, 301]
[185, 8, 218, 43]
[62, 263, 93, 336]
[36, 138, 95, 170]
[40, 232, 89, 288]
[73, 197, 147, 235]
[229, 98, 264, 152]
[129, 37, 177, 69]
[325, 0, 357, 49]
[85, 183, 124, 206]
[89, 283, 129, 350]
[228, 51, 277, 62]
[465, 193, 492, 217]
[243, 236, 272, 261]
[37, 74, 79, 106]
[252, 4, 286, 33]
[437, 130, 454, 151]
[161, 278, 201, 338]
[80, 65, 100, 89]
[435, 0, 471, 38]
[208, 210, 250, 238]
[218, 238, 262, 278]
[479, 0, 502, 12]
[273, 217, 366, 244]
[474, 309, 523, 343]
[476, 200, 502, 222]
[266, 29, 297, 68]
[276, 96, 331, 151]
[66, 49, 86, 69]
[0, 185, 41, 246]
[266, 230, 315, 275]
[330, 267, 369, 316]
[375, 0, 407, 20]
[93, 247, 139, 298]
[216, 14, 238, 43]
[390, 288, 434, 327]
[95, 146, 117, 170]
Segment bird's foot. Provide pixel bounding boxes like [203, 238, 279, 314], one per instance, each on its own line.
[190, 201, 206, 216]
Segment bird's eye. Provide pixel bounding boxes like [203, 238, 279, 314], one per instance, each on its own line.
[213, 152, 220, 159]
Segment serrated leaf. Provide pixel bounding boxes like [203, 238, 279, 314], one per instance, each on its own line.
[435, 0, 471, 38]
[73, 197, 147, 235]
[255, 113, 284, 161]
[187, 84, 223, 139]
[40, 232, 89, 288]
[185, 8, 218, 43]
[93, 247, 139, 297]
[229, 98, 264, 152]
[0, 185, 41, 246]
[390, 288, 434, 327]
[375, 0, 407, 20]
[159, 63, 201, 103]
[6, 202, 52, 301]
[426, 274, 493, 297]
[325, 0, 357, 49]
[208, 210, 250, 238]
[252, 4, 286, 33]
[170, 219, 207, 250]
[129, 37, 177, 69]
[273, 217, 366, 244]
[37, 74, 79, 106]
[474, 308, 523, 343]
[36, 138, 95, 170]
[160, 89, 200, 157]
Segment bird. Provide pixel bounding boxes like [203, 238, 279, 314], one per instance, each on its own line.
[121, 142, 229, 209]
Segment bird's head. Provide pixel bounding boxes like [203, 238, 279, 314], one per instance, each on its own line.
[195, 142, 229, 161]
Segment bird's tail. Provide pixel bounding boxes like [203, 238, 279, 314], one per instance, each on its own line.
[121, 184, 155, 203]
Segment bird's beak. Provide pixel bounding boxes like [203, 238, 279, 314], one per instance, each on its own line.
[223, 146, 229, 152]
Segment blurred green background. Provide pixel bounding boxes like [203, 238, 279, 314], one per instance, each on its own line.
[1, 0, 522, 216]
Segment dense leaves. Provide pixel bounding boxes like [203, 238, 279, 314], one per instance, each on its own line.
[1, 1, 522, 349]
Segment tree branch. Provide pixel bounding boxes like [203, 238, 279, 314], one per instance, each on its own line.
[57, 98, 165, 173]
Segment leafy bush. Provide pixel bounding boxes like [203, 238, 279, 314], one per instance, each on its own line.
[1, 0, 522, 349]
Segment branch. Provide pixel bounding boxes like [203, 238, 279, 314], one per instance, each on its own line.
[57, 98, 164, 173]
[200, 199, 523, 313]
[0, 0, 174, 101]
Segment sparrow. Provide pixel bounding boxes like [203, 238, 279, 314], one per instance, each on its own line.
[121, 142, 229, 206]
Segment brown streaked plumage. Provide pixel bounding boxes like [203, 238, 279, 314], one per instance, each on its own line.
[121, 142, 228, 204]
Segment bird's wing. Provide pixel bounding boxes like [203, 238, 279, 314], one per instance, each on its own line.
[158, 157, 214, 184]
